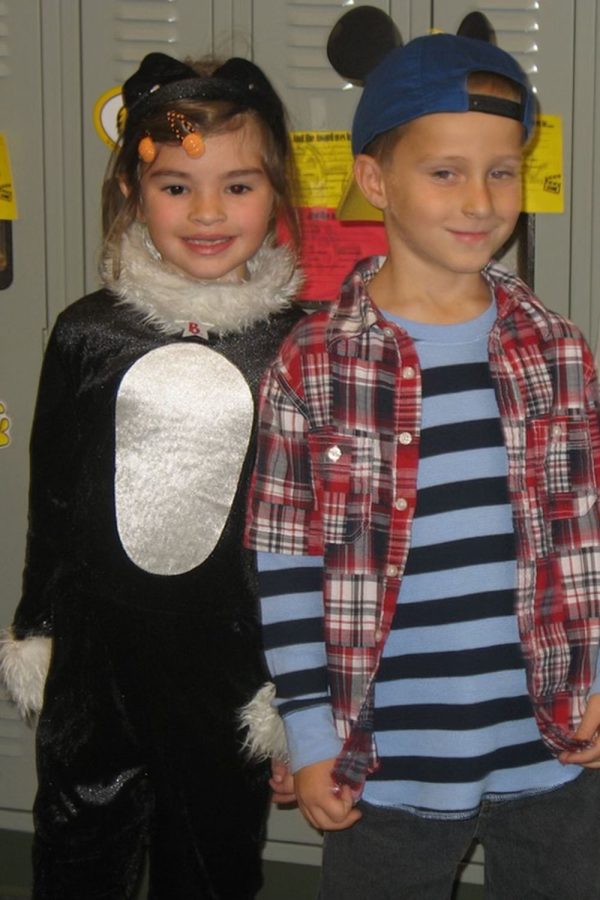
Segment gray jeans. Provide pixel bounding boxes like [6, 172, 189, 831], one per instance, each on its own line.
[319, 769, 600, 899]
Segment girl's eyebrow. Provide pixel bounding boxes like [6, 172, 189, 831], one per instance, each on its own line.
[223, 168, 265, 178]
[148, 166, 266, 180]
[149, 168, 192, 179]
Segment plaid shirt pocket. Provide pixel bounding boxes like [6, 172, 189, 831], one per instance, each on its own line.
[527, 415, 599, 554]
[546, 415, 596, 501]
[308, 429, 373, 545]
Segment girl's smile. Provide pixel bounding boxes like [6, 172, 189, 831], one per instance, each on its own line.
[137, 118, 276, 282]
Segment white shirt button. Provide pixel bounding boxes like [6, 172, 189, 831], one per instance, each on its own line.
[383, 326, 395, 337]
[402, 366, 416, 379]
[326, 444, 342, 462]
[395, 497, 408, 511]
[398, 432, 412, 445]
[374, 629, 383, 642]
[386, 564, 399, 577]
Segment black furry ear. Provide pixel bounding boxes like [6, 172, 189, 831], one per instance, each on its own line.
[213, 57, 281, 103]
[327, 6, 402, 86]
[457, 11, 496, 44]
[123, 52, 198, 111]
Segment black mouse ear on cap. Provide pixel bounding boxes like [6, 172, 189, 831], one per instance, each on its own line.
[327, 5, 403, 86]
[456, 11, 497, 44]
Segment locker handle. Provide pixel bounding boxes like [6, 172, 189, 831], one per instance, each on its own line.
[0, 220, 13, 289]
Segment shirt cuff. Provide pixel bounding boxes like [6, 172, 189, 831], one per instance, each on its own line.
[283, 703, 344, 773]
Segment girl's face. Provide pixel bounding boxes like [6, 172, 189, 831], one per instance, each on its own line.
[137, 117, 276, 282]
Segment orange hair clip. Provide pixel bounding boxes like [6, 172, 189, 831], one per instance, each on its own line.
[166, 111, 205, 158]
[138, 134, 157, 163]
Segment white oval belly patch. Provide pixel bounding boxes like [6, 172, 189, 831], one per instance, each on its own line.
[115, 342, 254, 575]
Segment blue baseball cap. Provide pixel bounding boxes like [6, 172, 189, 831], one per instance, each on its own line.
[352, 33, 536, 155]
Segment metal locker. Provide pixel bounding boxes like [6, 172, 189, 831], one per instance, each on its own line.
[2, 2, 599, 891]
[0, 0, 58, 832]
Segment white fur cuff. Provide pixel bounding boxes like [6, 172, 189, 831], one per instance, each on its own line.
[0, 628, 52, 718]
[239, 682, 289, 763]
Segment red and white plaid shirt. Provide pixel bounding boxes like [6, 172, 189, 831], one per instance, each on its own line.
[245, 257, 600, 793]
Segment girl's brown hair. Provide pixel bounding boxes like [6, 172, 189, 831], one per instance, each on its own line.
[101, 59, 299, 277]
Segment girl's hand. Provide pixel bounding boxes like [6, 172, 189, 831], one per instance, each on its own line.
[270, 759, 296, 805]
[559, 693, 600, 768]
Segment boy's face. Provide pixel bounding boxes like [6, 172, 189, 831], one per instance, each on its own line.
[354, 110, 523, 281]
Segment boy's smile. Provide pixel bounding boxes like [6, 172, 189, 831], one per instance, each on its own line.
[354, 110, 523, 317]
[137, 118, 275, 282]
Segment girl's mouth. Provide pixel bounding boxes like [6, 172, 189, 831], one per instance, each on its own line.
[183, 236, 234, 254]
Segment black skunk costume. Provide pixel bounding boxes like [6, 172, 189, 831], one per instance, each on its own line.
[0, 54, 302, 900]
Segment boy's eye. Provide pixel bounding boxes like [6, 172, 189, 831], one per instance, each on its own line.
[490, 168, 519, 180]
[431, 169, 456, 181]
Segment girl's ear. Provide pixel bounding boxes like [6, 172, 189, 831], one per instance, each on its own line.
[353, 154, 388, 211]
[120, 177, 146, 221]
[118, 177, 131, 199]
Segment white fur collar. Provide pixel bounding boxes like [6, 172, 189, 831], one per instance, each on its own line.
[102, 223, 302, 336]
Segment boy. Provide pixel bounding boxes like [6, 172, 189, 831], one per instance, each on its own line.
[245, 30, 600, 899]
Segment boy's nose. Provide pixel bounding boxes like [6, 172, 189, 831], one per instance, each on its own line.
[462, 180, 493, 218]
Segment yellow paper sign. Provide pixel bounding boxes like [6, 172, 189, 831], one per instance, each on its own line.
[522, 114, 564, 214]
[291, 131, 354, 208]
[0, 134, 18, 220]
[337, 170, 383, 222]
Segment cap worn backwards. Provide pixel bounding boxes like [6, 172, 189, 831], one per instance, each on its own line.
[352, 33, 536, 155]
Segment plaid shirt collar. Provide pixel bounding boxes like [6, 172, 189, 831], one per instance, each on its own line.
[325, 255, 553, 345]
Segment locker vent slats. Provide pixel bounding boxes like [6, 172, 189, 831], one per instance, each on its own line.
[475, 2, 541, 80]
[0, 2, 9, 78]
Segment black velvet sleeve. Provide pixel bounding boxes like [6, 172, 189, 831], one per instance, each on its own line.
[12, 318, 79, 639]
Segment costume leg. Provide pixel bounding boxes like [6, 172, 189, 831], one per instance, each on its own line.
[479, 769, 600, 899]
[146, 750, 268, 900]
[319, 801, 475, 900]
[31, 604, 152, 900]
[109, 604, 270, 900]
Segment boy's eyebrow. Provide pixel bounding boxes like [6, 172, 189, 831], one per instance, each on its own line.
[420, 153, 522, 163]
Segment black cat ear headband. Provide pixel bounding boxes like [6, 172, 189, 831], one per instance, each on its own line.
[326, 7, 535, 154]
[121, 52, 287, 161]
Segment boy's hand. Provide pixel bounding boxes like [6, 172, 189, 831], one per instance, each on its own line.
[559, 693, 600, 767]
[294, 758, 362, 831]
[270, 758, 296, 805]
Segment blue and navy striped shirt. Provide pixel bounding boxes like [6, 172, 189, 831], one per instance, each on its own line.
[259, 300, 585, 817]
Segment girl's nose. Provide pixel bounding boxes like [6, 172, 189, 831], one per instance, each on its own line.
[189, 193, 225, 225]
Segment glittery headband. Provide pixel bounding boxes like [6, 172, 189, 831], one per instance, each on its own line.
[122, 52, 287, 153]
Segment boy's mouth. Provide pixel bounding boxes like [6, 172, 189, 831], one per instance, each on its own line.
[449, 229, 491, 245]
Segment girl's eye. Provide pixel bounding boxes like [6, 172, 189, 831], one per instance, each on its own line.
[227, 183, 251, 195]
[163, 184, 186, 196]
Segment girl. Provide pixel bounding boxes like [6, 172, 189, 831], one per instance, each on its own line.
[0, 51, 302, 900]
